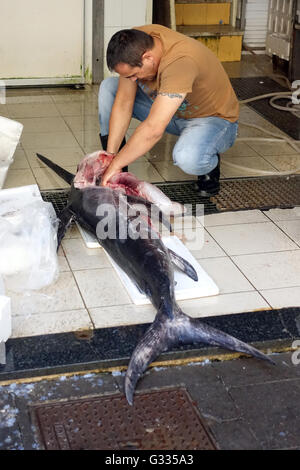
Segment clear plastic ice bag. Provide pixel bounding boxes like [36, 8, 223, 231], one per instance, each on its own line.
[0, 200, 59, 291]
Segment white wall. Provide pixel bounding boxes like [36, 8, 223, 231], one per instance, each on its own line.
[103, 0, 153, 78]
[0, 0, 84, 84]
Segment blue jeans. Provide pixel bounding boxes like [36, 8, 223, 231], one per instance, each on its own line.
[98, 77, 238, 175]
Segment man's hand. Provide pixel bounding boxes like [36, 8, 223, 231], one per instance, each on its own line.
[101, 159, 123, 186]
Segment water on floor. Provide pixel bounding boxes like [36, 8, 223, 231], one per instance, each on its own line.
[2, 54, 300, 339]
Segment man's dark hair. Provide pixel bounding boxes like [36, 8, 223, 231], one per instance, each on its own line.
[106, 29, 154, 71]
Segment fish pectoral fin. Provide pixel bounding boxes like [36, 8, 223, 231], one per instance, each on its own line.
[57, 207, 75, 249]
[168, 248, 198, 281]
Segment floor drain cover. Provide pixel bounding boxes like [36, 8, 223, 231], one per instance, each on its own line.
[30, 388, 217, 450]
[211, 175, 300, 211]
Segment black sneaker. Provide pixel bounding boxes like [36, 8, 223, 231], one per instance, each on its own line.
[196, 155, 220, 197]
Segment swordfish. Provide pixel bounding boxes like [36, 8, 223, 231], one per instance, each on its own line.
[37, 150, 273, 405]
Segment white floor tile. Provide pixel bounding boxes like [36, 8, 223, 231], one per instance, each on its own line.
[264, 207, 300, 222]
[260, 286, 300, 309]
[72, 129, 100, 148]
[62, 238, 111, 271]
[8, 103, 60, 118]
[247, 141, 299, 156]
[19, 116, 69, 134]
[207, 222, 298, 256]
[174, 228, 225, 259]
[21, 131, 79, 150]
[178, 291, 270, 318]
[55, 101, 98, 116]
[198, 257, 254, 294]
[153, 161, 196, 181]
[203, 210, 268, 227]
[3, 168, 36, 189]
[11, 309, 93, 338]
[262, 155, 300, 172]
[127, 161, 164, 183]
[63, 115, 100, 132]
[25, 147, 84, 168]
[221, 156, 277, 178]
[221, 141, 259, 157]
[272, 219, 300, 246]
[73, 268, 131, 308]
[232, 251, 300, 290]
[89, 304, 156, 329]
[9, 149, 30, 170]
[32, 165, 77, 190]
[8, 272, 85, 316]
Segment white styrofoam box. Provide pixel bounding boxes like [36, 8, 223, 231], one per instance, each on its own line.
[108, 236, 219, 305]
[0, 295, 11, 342]
[0, 165, 9, 189]
[0, 184, 42, 216]
[0, 116, 23, 188]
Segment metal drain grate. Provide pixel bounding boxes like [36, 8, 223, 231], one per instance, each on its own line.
[41, 175, 300, 217]
[30, 388, 217, 450]
[41, 183, 218, 216]
[42, 189, 70, 214]
[211, 175, 300, 212]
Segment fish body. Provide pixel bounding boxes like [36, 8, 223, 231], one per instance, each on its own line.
[37, 151, 273, 405]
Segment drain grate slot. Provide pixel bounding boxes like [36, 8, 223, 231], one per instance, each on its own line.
[30, 388, 217, 450]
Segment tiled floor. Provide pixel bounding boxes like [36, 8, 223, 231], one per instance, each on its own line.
[1, 55, 300, 339]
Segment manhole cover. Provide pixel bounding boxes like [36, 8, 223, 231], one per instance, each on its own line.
[30, 388, 217, 450]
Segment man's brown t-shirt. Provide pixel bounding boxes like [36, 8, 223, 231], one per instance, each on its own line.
[134, 24, 239, 123]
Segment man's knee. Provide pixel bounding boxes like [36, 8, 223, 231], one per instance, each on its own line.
[173, 146, 216, 175]
[98, 77, 118, 105]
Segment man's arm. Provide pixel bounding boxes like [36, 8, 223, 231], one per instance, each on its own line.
[106, 77, 137, 154]
[101, 91, 187, 185]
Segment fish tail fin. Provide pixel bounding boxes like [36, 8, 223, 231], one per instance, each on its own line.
[36, 153, 75, 185]
[125, 309, 274, 405]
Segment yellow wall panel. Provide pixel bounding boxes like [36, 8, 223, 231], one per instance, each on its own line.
[218, 35, 242, 61]
[176, 3, 230, 26]
[206, 3, 230, 25]
[197, 35, 242, 62]
[183, 4, 207, 25]
[197, 36, 219, 56]
[175, 4, 183, 25]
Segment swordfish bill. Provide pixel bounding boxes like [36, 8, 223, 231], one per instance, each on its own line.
[36, 152, 274, 406]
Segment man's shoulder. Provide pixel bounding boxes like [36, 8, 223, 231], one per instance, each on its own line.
[133, 24, 172, 33]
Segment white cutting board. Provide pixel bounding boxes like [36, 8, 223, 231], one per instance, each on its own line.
[107, 236, 219, 305]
